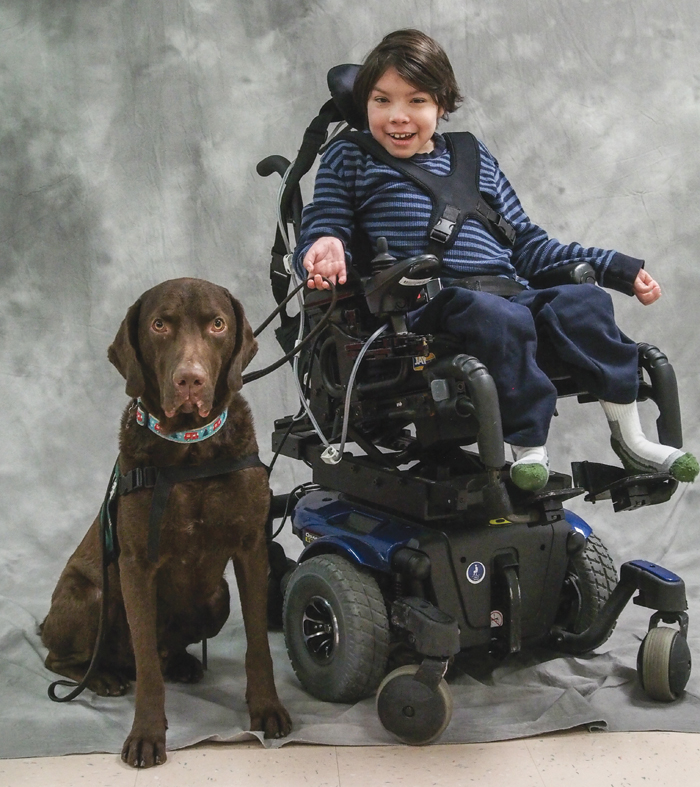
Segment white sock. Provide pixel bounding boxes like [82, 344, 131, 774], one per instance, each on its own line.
[511, 444, 549, 469]
[600, 400, 683, 471]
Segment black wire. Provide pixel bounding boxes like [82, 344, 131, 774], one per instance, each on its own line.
[267, 405, 305, 476]
[242, 279, 338, 385]
[270, 482, 319, 541]
[252, 280, 306, 338]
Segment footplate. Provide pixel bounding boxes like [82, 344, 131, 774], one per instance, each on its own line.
[571, 461, 678, 511]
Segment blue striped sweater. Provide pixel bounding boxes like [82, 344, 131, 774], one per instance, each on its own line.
[292, 132, 641, 292]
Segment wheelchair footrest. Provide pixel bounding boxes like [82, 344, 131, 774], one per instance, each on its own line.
[571, 461, 678, 511]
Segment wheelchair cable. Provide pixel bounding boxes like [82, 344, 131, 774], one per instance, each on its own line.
[269, 481, 320, 541]
[242, 277, 337, 385]
[275, 159, 296, 254]
[290, 273, 336, 452]
[321, 321, 389, 465]
[274, 123, 347, 254]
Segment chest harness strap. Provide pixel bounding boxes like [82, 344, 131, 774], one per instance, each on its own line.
[100, 404, 266, 564]
[338, 130, 516, 260]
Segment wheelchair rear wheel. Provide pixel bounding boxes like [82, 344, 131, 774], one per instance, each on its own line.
[283, 554, 390, 703]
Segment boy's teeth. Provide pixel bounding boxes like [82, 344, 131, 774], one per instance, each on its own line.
[391, 133, 414, 139]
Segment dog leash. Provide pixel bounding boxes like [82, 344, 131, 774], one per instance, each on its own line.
[48, 452, 266, 703]
[47, 464, 120, 702]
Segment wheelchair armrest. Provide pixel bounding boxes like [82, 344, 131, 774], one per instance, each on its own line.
[528, 261, 596, 289]
[637, 343, 683, 448]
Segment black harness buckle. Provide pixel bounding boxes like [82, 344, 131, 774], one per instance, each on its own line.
[429, 205, 460, 245]
[117, 465, 158, 496]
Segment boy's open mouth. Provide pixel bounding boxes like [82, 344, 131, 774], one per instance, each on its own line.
[389, 132, 416, 139]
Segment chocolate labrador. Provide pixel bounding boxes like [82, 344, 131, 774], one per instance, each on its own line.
[41, 277, 291, 767]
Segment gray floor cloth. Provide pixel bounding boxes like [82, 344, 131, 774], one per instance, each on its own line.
[1, 573, 698, 759]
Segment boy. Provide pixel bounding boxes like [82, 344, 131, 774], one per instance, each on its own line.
[293, 29, 697, 491]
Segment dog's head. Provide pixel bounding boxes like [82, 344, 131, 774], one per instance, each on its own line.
[108, 278, 257, 424]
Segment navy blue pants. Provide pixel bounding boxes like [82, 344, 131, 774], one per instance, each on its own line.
[407, 284, 639, 446]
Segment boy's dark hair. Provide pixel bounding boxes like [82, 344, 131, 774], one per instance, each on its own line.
[353, 29, 463, 121]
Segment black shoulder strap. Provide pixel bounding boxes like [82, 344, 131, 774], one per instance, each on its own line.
[115, 453, 267, 563]
[338, 130, 516, 255]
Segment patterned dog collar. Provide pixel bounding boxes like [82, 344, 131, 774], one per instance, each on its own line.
[135, 401, 228, 443]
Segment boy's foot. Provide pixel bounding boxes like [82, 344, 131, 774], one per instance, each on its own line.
[601, 400, 699, 483]
[610, 438, 699, 482]
[510, 445, 549, 491]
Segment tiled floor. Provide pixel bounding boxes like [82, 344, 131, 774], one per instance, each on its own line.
[1, 731, 698, 787]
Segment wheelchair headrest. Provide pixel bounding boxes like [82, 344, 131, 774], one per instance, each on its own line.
[327, 64, 365, 130]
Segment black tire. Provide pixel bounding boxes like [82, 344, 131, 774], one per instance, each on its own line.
[283, 553, 389, 703]
[558, 532, 617, 640]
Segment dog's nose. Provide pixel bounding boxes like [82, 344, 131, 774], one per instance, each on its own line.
[173, 363, 207, 393]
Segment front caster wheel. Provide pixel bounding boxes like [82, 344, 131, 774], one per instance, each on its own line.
[376, 664, 453, 745]
[637, 626, 691, 701]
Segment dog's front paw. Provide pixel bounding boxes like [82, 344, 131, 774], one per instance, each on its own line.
[250, 699, 292, 739]
[121, 726, 167, 768]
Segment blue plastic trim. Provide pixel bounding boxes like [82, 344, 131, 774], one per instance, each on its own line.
[298, 535, 390, 572]
[292, 489, 429, 573]
[564, 509, 592, 540]
[628, 559, 683, 584]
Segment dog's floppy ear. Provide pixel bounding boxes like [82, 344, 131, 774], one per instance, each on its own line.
[107, 299, 145, 398]
[226, 291, 258, 394]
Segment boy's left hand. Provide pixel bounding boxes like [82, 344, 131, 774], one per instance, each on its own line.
[634, 268, 661, 305]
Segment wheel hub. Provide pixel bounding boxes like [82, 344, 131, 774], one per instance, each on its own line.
[302, 595, 339, 663]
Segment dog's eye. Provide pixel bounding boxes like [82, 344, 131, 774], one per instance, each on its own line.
[152, 319, 167, 333]
[211, 318, 226, 332]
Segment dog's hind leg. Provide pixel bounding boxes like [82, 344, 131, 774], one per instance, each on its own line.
[161, 578, 231, 683]
[41, 521, 132, 697]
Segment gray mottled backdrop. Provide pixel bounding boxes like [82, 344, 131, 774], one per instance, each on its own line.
[1, 0, 699, 758]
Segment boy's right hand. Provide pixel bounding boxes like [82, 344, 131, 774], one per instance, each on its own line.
[303, 236, 347, 290]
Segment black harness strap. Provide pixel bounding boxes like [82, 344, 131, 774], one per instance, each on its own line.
[338, 130, 516, 257]
[114, 453, 266, 563]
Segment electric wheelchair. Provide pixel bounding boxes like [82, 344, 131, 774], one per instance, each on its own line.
[257, 65, 692, 744]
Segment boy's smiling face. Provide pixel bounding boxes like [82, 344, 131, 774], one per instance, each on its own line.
[367, 67, 443, 158]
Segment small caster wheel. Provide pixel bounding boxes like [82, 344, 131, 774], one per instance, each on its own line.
[376, 664, 453, 745]
[637, 626, 691, 701]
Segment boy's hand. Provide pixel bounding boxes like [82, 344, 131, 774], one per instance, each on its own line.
[303, 236, 347, 290]
[634, 268, 661, 305]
